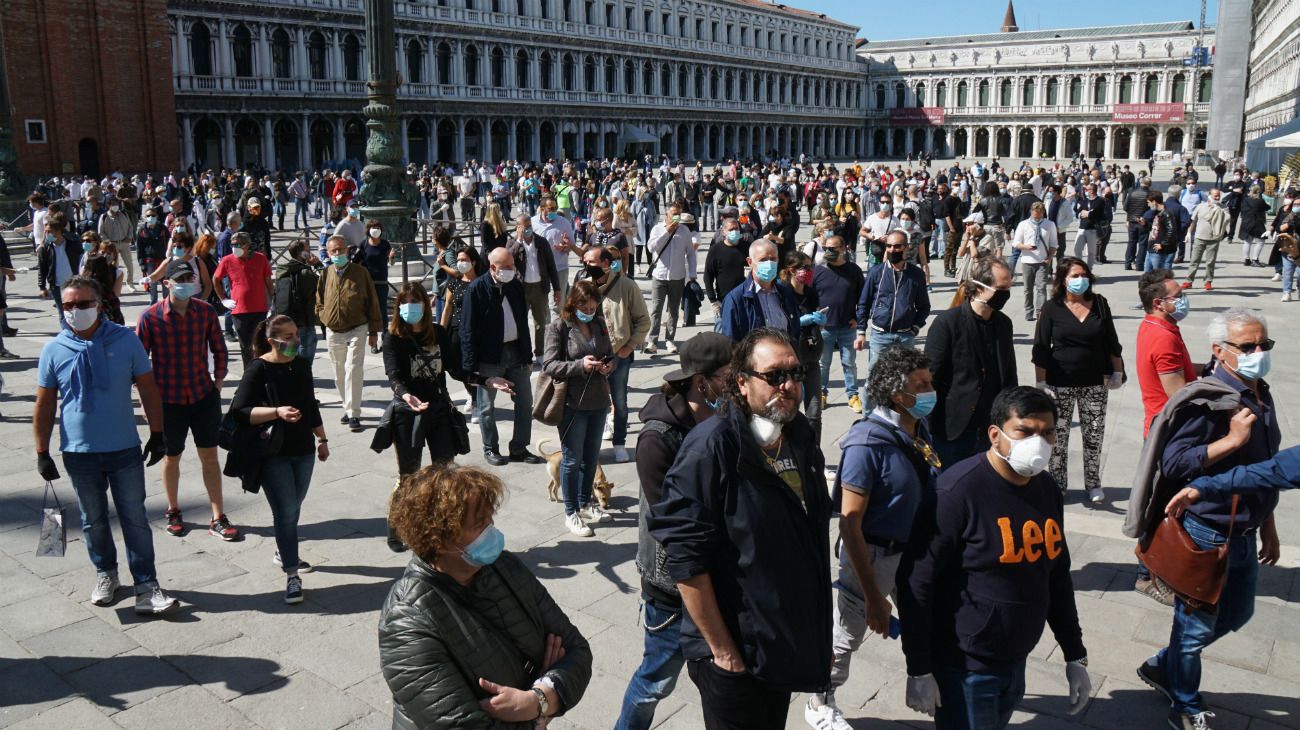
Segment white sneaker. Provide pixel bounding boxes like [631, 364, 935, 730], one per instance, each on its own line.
[133, 581, 180, 615]
[90, 572, 120, 606]
[666, 340, 678, 354]
[613, 446, 630, 463]
[580, 504, 613, 524]
[603, 414, 614, 441]
[1088, 487, 1106, 504]
[1272, 273, 1282, 282]
[460, 399, 474, 415]
[1283, 292, 1292, 302]
[471, 412, 480, 424]
[804, 697, 852, 730]
[643, 341, 657, 355]
[565, 512, 594, 537]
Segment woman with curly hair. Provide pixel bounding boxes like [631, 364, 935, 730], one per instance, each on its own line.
[379, 463, 592, 729]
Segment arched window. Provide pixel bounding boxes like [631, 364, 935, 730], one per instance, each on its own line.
[1022, 78, 1035, 106]
[342, 34, 361, 81]
[1171, 73, 1186, 103]
[562, 53, 576, 91]
[956, 80, 968, 107]
[1119, 75, 1134, 103]
[1068, 77, 1082, 105]
[491, 47, 505, 88]
[465, 44, 480, 85]
[584, 55, 596, 91]
[915, 82, 925, 106]
[605, 57, 616, 93]
[712, 69, 721, 99]
[1144, 74, 1160, 103]
[643, 62, 653, 96]
[539, 50, 553, 90]
[1046, 77, 1059, 105]
[514, 49, 528, 88]
[660, 64, 670, 97]
[999, 79, 1011, 106]
[1197, 73, 1211, 102]
[1093, 76, 1108, 104]
[271, 29, 292, 78]
[436, 42, 452, 85]
[189, 22, 213, 75]
[694, 67, 704, 98]
[624, 60, 634, 94]
[894, 81, 905, 107]
[936, 81, 947, 107]
[308, 31, 327, 80]
[874, 83, 885, 109]
[679, 65, 688, 97]
[739, 71, 748, 101]
[405, 39, 424, 84]
[977, 80, 989, 107]
[231, 25, 254, 78]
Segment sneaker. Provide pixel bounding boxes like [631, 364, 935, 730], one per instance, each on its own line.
[1087, 487, 1106, 504]
[804, 697, 852, 730]
[1137, 657, 1173, 702]
[0, 349, 19, 360]
[847, 394, 862, 414]
[613, 446, 630, 463]
[580, 503, 613, 524]
[134, 581, 180, 615]
[272, 551, 314, 573]
[90, 572, 120, 606]
[565, 512, 594, 537]
[208, 514, 240, 541]
[470, 411, 480, 424]
[284, 575, 304, 605]
[348, 417, 363, 432]
[1203, 282, 1213, 291]
[484, 449, 508, 466]
[603, 415, 614, 441]
[509, 449, 545, 465]
[1283, 292, 1293, 303]
[1272, 273, 1282, 282]
[1135, 576, 1176, 607]
[339, 415, 350, 424]
[460, 399, 474, 415]
[642, 341, 657, 355]
[1168, 709, 1216, 730]
[1180, 281, 1193, 290]
[164, 509, 185, 537]
[665, 340, 678, 354]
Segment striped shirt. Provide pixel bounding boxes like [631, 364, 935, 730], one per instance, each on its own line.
[135, 297, 228, 405]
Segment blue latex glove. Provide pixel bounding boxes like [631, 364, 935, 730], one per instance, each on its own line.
[800, 311, 827, 327]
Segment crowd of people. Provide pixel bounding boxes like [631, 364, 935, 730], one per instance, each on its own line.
[6, 149, 1296, 730]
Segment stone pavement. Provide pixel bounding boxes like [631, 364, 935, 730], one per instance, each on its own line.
[2, 168, 1298, 730]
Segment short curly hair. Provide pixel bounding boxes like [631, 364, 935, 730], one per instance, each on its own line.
[390, 464, 505, 563]
[865, 345, 930, 409]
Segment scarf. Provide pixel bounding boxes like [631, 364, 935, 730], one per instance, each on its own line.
[1030, 218, 1045, 252]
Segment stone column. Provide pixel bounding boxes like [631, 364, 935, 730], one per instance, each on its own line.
[180, 115, 193, 169]
[482, 118, 493, 163]
[223, 116, 236, 167]
[262, 117, 275, 169]
[335, 116, 347, 160]
[300, 113, 311, 170]
[174, 22, 191, 77]
[1056, 125, 1066, 158]
[295, 28, 309, 81]
[455, 118, 467, 162]
[401, 117, 411, 162]
[904, 127, 914, 157]
[258, 24, 272, 80]
[531, 122, 541, 162]
[508, 119, 519, 160]
[1031, 126, 1040, 158]
[217, 21, 232, 78]
[1156, 127, 1166, 153]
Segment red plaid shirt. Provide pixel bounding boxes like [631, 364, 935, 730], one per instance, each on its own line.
[135, 297, 228, 405]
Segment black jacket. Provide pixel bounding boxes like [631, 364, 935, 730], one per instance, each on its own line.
[1073, 196, 1112, 230]
[37, 239, 84, 293]
[635, 392, 699, 605]
[506, 235, 560, 292]
[1124, 187, 1152, 223]
[1006, 192, 1039, 231]
[1239, 196, 1268, 239]
[459, 275, 531, 375]
[647, 405, 832, 692]
[925, 302, 1017, 441]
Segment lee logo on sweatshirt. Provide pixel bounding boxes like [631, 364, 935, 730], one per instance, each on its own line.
[996, 517, 1063, 564]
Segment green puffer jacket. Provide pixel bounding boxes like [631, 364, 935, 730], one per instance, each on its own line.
[378, 552, 592, 729]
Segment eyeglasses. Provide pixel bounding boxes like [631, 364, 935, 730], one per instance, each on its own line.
[60, 299, 99, 312]
[911, 436, 943, 470]
[743, 366, 807, 386]
[1222, 339, 1275, 354]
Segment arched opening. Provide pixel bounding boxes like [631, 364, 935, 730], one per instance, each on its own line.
[605, 57, 617, 93]
[1194, 127, 1206, 150]
[540, 121, 557, 159]
[875, 83, 885, 109]
[344, 117, 366, 163]
[974, 128, 990, 157]
[539, 51, 553, 90]
[343, 34, 361, 81]
[894, 81, 905, 108]
[234, 118, 261, 167]
[912, 129, 926, 155]
[1040, 128, 1058, 158]
[623, 61, 634, 95]
[956, 81, 968, 107]
[516, 121, 533, 162]
[952, 128, 967, 157]
[933, 128, 947, 156]
[1046, 78, 1059, 106]
[995, 128, 1011, 157]
[1119, 75, 1134, 104]
[694, 67, 704, 98]
[464, 119, 484, 159]
[436, 119, 457, 164]
[999, 79, 1011, 107]
[436, 43, 452, 85]
[1171, 73, 1186, 103]
[271, 29, 292, 78]
[584, 56, 596, 92]
[1112, 127, 1132, 159]
[1197, 73, 1212, 102]
[563, 53, 576, 91]
[1087, 128, 1105, 158]
[1068, 77, 1082, 106]
[308, 32, 328, 80]
[514, 49, 529, 88]
[78, 138, 101, 179]
[193, 118, 223, 168]
[891, 128, 906, 157]
[408, 119, 429, 166]
[273, 119, 299, 171]
[490, 47, 505, 88]
[310, 119, 335, 168]
[1017, 128, 1033, 158]
[643, 62, 653, 96]
[189, 22, 213, 76]
[1064, 128, 1082, 157]
[406, 39, 424, 84]
[491, 120, 508, 159]
[915, 82, 926, 106]
[1166, 128, 1185, 153]
[1093, 76, 1108, 105]
[1022, 79, 1035, 106]
[231, 25, 254, 78]
[977, 80, 989, 107]
[936, 81, 947, 107]
[465, 44, 480, 85]
[1138, 127, 1158, 159]
[1143, 74, 1160, 103]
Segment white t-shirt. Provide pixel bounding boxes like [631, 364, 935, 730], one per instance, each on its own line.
[864, 213, 899, 240]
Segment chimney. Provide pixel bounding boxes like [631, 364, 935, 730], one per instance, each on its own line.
[1000, 0, 1019, 32]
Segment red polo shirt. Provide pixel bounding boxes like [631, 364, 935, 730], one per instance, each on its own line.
[1136, 315, 1196, 435]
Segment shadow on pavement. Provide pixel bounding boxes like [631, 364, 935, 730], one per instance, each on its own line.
[518, 539, 637, 595]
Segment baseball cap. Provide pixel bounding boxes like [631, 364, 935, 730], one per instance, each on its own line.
[662, 333, 733, 383]
[165, 260, 195, 280]
[962, 211, 984, 224]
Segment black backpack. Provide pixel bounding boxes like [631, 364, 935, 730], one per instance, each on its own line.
[273, 267, 315, 326]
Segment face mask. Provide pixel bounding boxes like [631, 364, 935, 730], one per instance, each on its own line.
[1292, 205, 1300, 214]
[455, 260, 473, 274]
[795, 269, 813, 286]
[146, 217, 158, 226]
[900, 220, 915, 230]
[545, 212, 557, 221]
[332, 254, 349, 268]
[398, 302, 423, 324]
[584, 264, 606, 280]
[902, 390, 937, 419]
[610, 260, 622, 273]
[1066, 277, 1091, 295]
[703, 381, 723, 411]
[231, 247, 244, 258]
[1168, 295, 1190, 321]
[994, 427, 1053, 477]
[348, 209, 360, 219]
[368, 228, 381, 239]
[494, 268, 516, 284]
[880, 204, 892, 213]
[575, 309, 596, 323]
[64, 305, 99, 331]
[1230, 349, 1271, 381]
[887, 250, 905, 265]
[82, 241, 94, 253]
[522, 229, 534, 239]
[274, 338, 300, 358]
[726, 230, 741, 244]
[459, 524, 505, 567]
[974, 281, 1011, 311]
[755, 260, 779, 282]
[44, 234, 57, 245]
[110, 206, 120, 214]
[170, 282, 197, 301]
[172, 246, 186, 258]
[823, 249, 841, 264]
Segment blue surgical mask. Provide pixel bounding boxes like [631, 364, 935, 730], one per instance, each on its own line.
[332, 254, 349, 268]
[82, 241, 94, 253]
[610, 260, 622, 273]
[1066, 277, 1091, 295]
[904, 390, 937, 419]
[1292, 205, 1300, 214]
[170, 282, 197, 301]
[726, 230, 741, 244]
[459, 524, 505, 567]
[1231, 349, 1271, 381]
[755, 260, 779, 282]
[575, 309, 595, 323]
[172, 246, 186, 258]
[546, 212, 557, 221]
[1169, 295, 1190, 321]
[45, 234, 56, 245]
[398, 302, 423, 324]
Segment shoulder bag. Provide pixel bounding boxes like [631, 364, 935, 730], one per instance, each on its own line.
[532, 323, 569, 428]
[1135, 495, 1238, 607]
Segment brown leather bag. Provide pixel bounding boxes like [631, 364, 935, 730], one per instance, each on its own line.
[1135, 496, 1238, 606]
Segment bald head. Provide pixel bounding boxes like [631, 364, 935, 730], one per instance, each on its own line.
[488, 247, 513, 269]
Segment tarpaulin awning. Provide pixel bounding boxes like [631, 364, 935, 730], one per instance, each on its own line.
[1246, 116, 1300, 172]
[621, 125, 658, 144]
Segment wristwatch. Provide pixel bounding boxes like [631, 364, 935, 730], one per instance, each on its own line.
[531, 687, 550, 718]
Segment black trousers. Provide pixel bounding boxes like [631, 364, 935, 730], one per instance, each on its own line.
[233, 312, 267, 365]
[686, 659, 790, 730]
[391, 403, 457, 476]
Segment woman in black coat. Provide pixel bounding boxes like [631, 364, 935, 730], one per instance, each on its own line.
[1238, 185, 1269, 266]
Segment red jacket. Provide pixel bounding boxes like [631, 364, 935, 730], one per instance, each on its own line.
[332, 177, 356, 206]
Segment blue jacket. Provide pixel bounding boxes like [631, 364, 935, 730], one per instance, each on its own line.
[459, 275, 531, 374]
[833, 411, 938, 545]
[856, 263, 930, 334]
[719, 278, 801, 342]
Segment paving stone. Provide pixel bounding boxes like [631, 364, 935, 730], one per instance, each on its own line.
[19, 618, 141, 675]
[343, 672, 395, 716]
[0, 657, 77, 727]
[112, 684, 252, 730]
[0, 593, 97, 642]
[228, 669, 370, 730]
[165, 635, 295, 701]
[4, 696, 119, 730]
[62, 648, 195, 714]
[281, 623, 381, 691]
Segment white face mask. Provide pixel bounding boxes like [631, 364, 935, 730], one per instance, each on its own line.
[493, 268, 516, 284]
[64, 306, 100, 332]
[993, 426, 1052, 477]
[368, 228, 381, 239]
[748, 395, 786, 447]
[456, 260, 473, 274]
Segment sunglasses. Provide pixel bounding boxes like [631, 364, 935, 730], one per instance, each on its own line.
[1222, 339, 1275, 354]
[61, 299, 99, 312]
[744, 366, 807, 386]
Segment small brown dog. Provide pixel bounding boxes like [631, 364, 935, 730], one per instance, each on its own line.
[537, 439, 615, 509]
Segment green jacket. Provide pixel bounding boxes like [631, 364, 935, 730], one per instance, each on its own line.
[378, 552, 592, 729]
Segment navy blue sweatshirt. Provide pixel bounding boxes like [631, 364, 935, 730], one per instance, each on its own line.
[899, 453, 1086, 675]
[812, 262, 864, 328]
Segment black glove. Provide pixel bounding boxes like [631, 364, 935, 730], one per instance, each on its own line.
[36, 451, 60, 482]
[143, 432, 166, 466]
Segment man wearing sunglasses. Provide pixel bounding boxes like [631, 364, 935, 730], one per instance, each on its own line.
[34, 276, 178, 615]
[854, 230, 931, 383]
[649, 328, 832, 730]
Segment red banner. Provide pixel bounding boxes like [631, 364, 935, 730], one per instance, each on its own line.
[889, 107, 945, 125]
[1112, 103, 1185, 123]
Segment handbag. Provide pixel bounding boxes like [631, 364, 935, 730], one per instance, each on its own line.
[532, 325, 569, 427]
[36, 481, 67, 558]
[1135, 496, 1238, 607]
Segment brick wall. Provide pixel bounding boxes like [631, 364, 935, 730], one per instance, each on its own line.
[2, 0, 179, 180]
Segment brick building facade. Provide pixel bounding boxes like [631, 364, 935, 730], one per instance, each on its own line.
[0, 0, 179, 180]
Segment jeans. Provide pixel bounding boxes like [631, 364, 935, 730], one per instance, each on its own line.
[933, 660, 1026, 730]
[867, 330, 915, 371]
[62, 447, 157, 585]
[1158, 515, 1259, 715]
[1284, 257, 1299, 294]
[1125, 223, 1147, 267]
[1146, 250, 1176, 272]
[700, 201, 715, 231]
[374, 282, 391, 330]
[1185, 238, 1222, 284]
[1021, 261, 1049, 318]
[476, 347, 532, 454]
[615, 596, 686, 730]
[820, 325, 859, 399]
[609, 353, 632, 446]
[293, 200, 310, 229]
[327, 323, 368, 418]
[260, 453, 315, 574]
[559, 407, 604, 516]
[298, 325, 319, 364]
[648, 279, 685, 344]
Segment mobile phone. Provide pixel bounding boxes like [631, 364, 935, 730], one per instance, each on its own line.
[599, 355, 614, 364]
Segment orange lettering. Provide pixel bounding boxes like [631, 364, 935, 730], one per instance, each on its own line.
[1022, 520, 1044, 562]
[997, 517, 1023, 564]
[1044, 519, 1063, 560]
